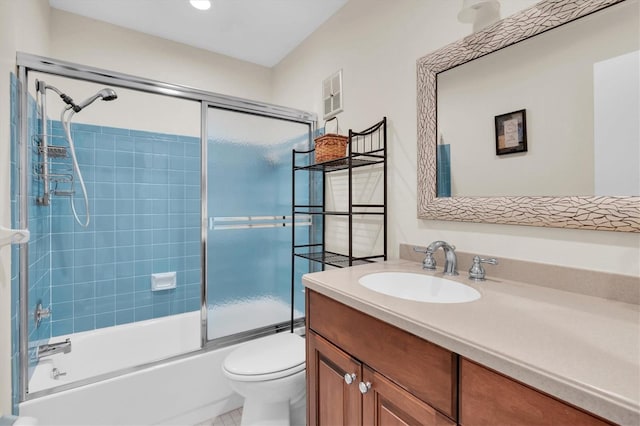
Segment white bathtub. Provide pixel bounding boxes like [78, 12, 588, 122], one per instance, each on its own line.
[28, 311, 202, 393]
[19, 311, 244, 425]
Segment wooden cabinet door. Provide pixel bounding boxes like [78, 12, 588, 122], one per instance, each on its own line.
[307, 331, 362, 426]
[459, 358, 612, 426]
[361, 366, 456, 426]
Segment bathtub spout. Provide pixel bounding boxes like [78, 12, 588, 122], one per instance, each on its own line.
[38, 338, 71, 359]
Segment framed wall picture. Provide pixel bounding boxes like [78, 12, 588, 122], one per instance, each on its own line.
[495, 109, 527, 155]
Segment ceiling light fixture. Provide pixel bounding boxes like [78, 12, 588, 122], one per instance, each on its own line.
[190, 0, 211, 11]
[458, 0, 501, 33]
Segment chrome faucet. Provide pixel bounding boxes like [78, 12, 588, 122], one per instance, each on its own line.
[37, 338, 71, 360]
[414, 241, 458, 276]
[468, 255, 498, 281]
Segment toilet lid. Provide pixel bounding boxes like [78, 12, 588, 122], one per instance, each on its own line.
[223, 333, 305, 377]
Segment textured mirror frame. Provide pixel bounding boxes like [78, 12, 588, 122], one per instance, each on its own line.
[417, 0, 640, 232]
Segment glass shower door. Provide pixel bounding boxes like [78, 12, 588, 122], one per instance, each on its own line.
[206, 107, 311, 341]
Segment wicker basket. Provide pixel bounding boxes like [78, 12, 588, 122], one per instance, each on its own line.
[315, 117, 348, 163]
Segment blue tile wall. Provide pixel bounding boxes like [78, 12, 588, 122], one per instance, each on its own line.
[45, 123, 202, 336]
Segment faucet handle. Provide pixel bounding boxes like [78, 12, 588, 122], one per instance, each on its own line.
[468, 256, 498, 281]
[422, 252, 437, 270]
[34, 302, 52, 328]
[413, 247, 437, 270]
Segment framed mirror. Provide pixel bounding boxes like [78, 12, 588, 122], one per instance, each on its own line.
[417, 0, 640, 232]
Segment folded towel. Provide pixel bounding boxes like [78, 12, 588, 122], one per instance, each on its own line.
[437, 144, 451, 197]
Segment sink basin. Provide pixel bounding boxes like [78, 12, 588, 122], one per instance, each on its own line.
[358, 272, 481, 303]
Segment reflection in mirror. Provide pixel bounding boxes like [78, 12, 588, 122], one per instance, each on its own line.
[437, 0, 639, 197]
[417, 0, 640, 232]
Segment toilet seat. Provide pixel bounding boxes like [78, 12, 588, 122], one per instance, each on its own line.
[222, 332, 305, 382]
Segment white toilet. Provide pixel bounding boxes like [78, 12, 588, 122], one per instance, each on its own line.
[222, 332, 306, 426]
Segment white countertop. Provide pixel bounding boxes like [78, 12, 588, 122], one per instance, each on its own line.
[302, 260, 640, 425]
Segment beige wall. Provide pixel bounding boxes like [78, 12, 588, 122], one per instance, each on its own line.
[271, 0, 640, 277]
[46, 9, 273, 136]
[49, 9, 273, 103]
[0, 0, 50, 414]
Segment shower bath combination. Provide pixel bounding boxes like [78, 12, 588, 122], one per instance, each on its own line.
[35, 80, 117, 227]
[15, 52, 317, 424]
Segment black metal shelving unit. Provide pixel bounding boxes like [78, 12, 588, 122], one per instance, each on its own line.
[291, 117, 387, 276]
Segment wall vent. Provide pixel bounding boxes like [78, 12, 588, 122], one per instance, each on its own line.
[322, 69, 343, 119]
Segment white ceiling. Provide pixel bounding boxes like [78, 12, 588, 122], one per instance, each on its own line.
[49, 0, 348, 67]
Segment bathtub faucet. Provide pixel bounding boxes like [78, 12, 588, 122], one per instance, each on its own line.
[37, 338, 71, 359]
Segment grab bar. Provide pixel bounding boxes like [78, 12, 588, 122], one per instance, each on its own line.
[210, 215, 311, 231]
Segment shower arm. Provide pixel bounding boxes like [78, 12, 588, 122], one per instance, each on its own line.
[40, 82, 80, 111]
[37, 80, 87, 114]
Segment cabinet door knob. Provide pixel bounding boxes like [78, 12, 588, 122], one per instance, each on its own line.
[358, 381, 371, 394]
[344, 373, 356, 385]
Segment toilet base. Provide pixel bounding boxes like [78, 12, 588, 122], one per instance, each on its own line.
[241, 399, 289, 426]
[289, 393, 306, 426]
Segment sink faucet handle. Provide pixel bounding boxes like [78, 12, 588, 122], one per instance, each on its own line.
[412, 247, 437, 270]
[422, 252, 437, 270]
[468, 256, 498, 281]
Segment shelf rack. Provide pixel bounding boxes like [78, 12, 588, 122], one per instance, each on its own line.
[291, 117, 387, 272]
[32, 134, 74, 204]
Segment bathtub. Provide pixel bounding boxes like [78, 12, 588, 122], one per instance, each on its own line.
[19, 311, 244, 425]
[27, 311, 202, 393]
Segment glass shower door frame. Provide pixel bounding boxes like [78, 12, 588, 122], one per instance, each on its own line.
[201, 103, 313, 349]
[16, 52, 316, 402]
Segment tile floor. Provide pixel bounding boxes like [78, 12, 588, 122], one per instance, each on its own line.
[196, 407, 242, 426]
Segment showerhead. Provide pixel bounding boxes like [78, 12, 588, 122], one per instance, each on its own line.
[98, 88, 118, 101]
[74, 88, 118, 112]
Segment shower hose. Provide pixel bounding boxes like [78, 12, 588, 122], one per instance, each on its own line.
[61, 106, 90, 228]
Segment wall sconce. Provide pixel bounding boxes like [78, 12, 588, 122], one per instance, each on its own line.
[190, 0, 211, 11]
[458, 0, 501, 33]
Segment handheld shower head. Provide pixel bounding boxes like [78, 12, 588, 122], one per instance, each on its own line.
[98, 88, 118, 101]
[74, 88, 118, 112]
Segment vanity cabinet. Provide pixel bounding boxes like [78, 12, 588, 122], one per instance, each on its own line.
[308, 332, 455, 426]
[306, 290, 457, 426]
[307, 289, 616, 426]
[459, 358, 612, 426]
